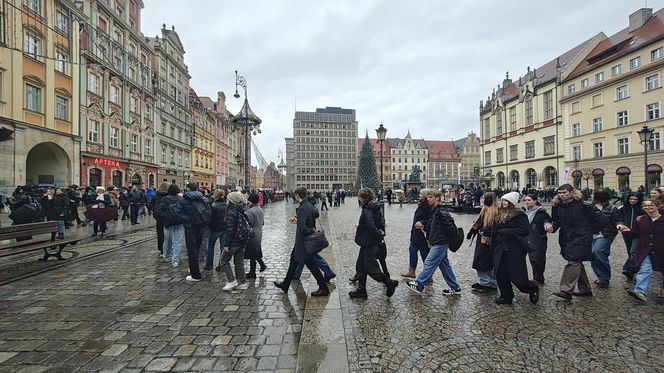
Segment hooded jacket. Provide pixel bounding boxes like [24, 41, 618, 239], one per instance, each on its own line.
[128, 189, 146, 204]
[354, 200, 384, 247]
[209, 198, 227, 232]
[157, 193, 186, 227]
[410, 202, 432, 248]
[551, 189, 593, 262]
[424, 204, 456, 247]
[224, 203, 248, 248]
[619, 195, 644, 229]
[150, 190, 169, 223]
[491, 208, 530, 272]
[180, 190, 207, 229]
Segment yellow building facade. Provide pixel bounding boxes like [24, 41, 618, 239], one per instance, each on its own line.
[561, 8, 664, 191]
[0, 0, 84, 188]
[190, 89, 215, 188]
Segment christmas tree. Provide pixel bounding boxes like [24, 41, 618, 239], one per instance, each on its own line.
[354, 133, 381, 191]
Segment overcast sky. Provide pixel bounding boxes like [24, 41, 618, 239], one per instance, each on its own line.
[142, 0, 663, 166]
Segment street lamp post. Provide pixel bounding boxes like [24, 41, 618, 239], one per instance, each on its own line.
[376, 123, 387, 200]
[232, 70, 261, 192]
[638, 125, 654, 191]
[235, 153, 242, 189]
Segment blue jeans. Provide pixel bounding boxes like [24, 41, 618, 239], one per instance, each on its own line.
[634, 255, 654, 294]
[163, 224, 184, 262]
[477, 269, 497, 288]
[415, 243, 459, 290]
[56, 220, 65, 235]
[294, 253, 335, 278]
[591, 236, 613, 281]
[408, 242, 429, 269]
[206, 231, 225, 268]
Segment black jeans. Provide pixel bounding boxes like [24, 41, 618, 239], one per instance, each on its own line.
[121, 206, 129, 220]
[282, 253, 327, 290]
[130, 204, 139, 223]
[93, 221, 107, 234]
[249, 258, 266, 274]
[527, 237, 547, 282]
[497, 248, 538, 299]
[356, 245, 388, 289]
[622, 233, 637, 274]
[156, 220, 164, 253]
[185, 225, 207, 279]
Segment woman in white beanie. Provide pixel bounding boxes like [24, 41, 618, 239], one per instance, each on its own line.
[481, 191, 539, 305]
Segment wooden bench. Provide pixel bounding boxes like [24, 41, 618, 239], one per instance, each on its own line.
[0, 221, 81, 261]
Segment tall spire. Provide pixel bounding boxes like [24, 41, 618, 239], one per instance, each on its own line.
[406, 128, 411, 139]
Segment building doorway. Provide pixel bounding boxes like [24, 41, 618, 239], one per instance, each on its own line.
[25, 142, 70, 186]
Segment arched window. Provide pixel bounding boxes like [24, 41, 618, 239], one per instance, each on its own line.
[510, 170, 520, 190]
[545, 167, 557, 187]
[497, 172, 506, 188]
[526, 169, 537, 188]
[89, 168, 102, 187]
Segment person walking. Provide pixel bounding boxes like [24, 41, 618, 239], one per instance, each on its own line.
[274, 187, 329, 297]
[207, 189, 227, 271]
[90, 187, 111, 237]
[590, 189, 623, 288]
[158, 184, 185, 268]
[45, 187, 69, 239]
[320, 192, 329, 211]
[220, 192, 249, 291]
[467, 192, 499, 292]
[622, 198, 664, 301]
[618, 192, 644, 279]
[181, 182, 211, 282]
[349, 188, 399, 299]
[407, 189, 461, 296]
[119, 188, 130, 221]
[486, 192, 539, 305]
[550, 184, 594, 300]
[245, 193, 267, 279]
[400, 190, 432, 279]
[151, 183, 169, 255]
[522, 193, 552, 285]
[128, 184, 145, 225]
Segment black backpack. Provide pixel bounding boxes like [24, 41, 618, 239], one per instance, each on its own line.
[235, 212, 254, 241]
[448, 225, 465, 252]
[189, 199, 211, 226]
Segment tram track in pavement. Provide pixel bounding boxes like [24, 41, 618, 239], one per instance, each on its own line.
[0, 228, 156, 286]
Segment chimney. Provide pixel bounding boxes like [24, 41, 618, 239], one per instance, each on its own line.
[629, 8, 653, 32]
[217, 91, 226, 112]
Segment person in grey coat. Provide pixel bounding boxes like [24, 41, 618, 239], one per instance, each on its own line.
[245, 193, 267, 279]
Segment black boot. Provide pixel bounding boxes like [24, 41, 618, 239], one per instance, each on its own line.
[311, 287, 329, 297]
[349, 274, 359, 283]
[385, 279, 399, 297]
[274, 281, 289, 293]
[246, 272, 257, 279]
[57, 233, 65, 240]
[349, 288, 368, 299]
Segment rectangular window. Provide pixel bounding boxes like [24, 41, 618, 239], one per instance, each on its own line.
[618, 138, 629, 155]
[496, 111, 503, 135]
[544, 90, 553, 120]
[646, 102, 660, 120]
[88, 73, 99, 94]
[652, 47, 663, 61]
[581, 78, 589, 88]
[611, 65, 622, 76]
[592, 94, 602, 108]
[161, 148, 167, 162]
[616, 85, 628, 100]
[55, 10, 69, 34]
[526, 96, 533, 126]
[130, 96, 138, 112]
[592, 117, 603, 132]
[572, 145, 581, 161]
[55, 96, 68, 120]
[26, 0, 40, 13]
[617, 111, 629, 127]
[24, 83, 40, 112]
[645, 74, 660, 91]
[509, 107, 516, 130]
[110, 127, 119, 148]
[496, 148, 504, 163]
[567, 84, 576, 94]
[55, 49, 68, 74]
[177, 152, 182, 166]
[525, 140, 535, 158]
[572, 123, 581, 136]
[595, 72, 604, 83]
[110, 85, 119, 104]
[572, 101, 580, 113]
[593, 142, 604, 158]
[88, 120, 99, 143]
[543, 136, 555, 155]
[24, 31, 40, 60]
[145, 138, 151, 155]
[509, 144, 518, 160]
[484, 151, 491, 166]
[131, 134, 138, 152]
[649, 132, 661, 151]
[484, 118, 490, 139]
[630, 56, 641, 69]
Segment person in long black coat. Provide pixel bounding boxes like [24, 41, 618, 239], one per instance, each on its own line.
[618, 192, 644, 279]
[483, 192, 539, 305]
[468, 192, 499, 292]
[45, 188, 70, 239]
[521, 193, 552, 285]
[274, 187, 329, 297]
[244, 193, 266, 278]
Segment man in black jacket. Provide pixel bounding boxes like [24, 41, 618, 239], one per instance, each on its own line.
[127, 184, 146, 225]
[401, 191, 432, 278]
[274, 186, 329, 297]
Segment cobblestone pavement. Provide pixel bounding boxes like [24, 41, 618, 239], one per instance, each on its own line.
[1, 199, 663, 372]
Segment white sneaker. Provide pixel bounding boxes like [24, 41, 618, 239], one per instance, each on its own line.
[236, 282, 249, 290]
[185, 275, 201, 282]
[172, 261, 179, 268]
[222, 280, 238, 292]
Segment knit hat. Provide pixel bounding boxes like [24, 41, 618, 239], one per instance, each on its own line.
[248, 193, 259, 205]
[501, 192, 520, 207]
[96, 186, 105, 193]
[227, 191, 245, 205]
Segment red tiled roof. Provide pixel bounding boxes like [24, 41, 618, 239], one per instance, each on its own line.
[424, 140, 459, 162]
[566, 8, 664, 80]
[357, 137, 390, 156]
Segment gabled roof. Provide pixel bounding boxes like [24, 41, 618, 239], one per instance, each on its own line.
[424, 140, 459, 162]
[388, 137, 427, 149]
[566, 8, 664, 80]
[357, 138, 390, 156]
[162, 28, 185, 54]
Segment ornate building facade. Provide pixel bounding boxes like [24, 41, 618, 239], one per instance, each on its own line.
[388, 132, 428, 188]
[454, 132, 481, 187]
[189, 89, 215, 188]
[425, 140, 459, 189]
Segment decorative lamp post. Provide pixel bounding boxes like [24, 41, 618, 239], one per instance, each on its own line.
[637, 125, 654, 191]
[375, 123, 387, 199]
[231, 70, 262, 191]
[235, 153, 242, 188]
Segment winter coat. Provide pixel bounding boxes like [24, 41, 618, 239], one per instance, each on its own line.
[119, 193, 129, 208]
[630, 214, 664, 271]
[471, 208, 495, 271]
[410, 202, 432, 248]
[180, 191, 206, 229]
[128, 189, 146, 204]
[551, 189, 593, 262]
[292, 199, 319, 262]
[491, 209, 530, 273]
[595, 202, 623, 240]
[46, 194, 69, 221]
[423, 204, 456, 247]
[150, 190, 168, 223]
[354, 200, 384, 247]
[620, 202, 644, 229]
[157, 194, 186, 227]
[223, 204, 248, 248]
[108, 190, 120, 208]
[244, 205, 264, 260]
[208, 198, 227, 232]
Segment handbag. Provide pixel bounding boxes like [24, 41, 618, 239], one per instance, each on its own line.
[304, 230, 329, 256]
[376, 240, 387, 260]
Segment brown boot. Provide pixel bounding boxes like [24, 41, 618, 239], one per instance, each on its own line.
[401, 267, 416, 278]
